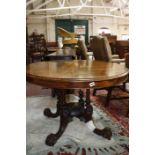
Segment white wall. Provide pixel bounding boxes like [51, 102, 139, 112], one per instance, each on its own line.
[46, 18, 55, 41]
[27, 18, 47, 38]
[27, 16, 128, 42]
[27, 0, 128, 42]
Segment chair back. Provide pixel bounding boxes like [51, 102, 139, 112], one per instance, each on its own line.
[57, 27, 78, 45]
[90, 36, 112, 61]
[76, 40, 88, 60]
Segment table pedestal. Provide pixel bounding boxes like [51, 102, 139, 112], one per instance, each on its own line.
[44, 89, 112, 146]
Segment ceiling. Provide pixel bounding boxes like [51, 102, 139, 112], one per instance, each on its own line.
[26, 0, 129, 19]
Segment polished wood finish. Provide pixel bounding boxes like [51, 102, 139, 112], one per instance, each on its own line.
[89, 35, 117, 54]
[27, 60, 128, 89]
[44, 48, 76, 61]
[46, 41, 58, 48]
[26, 60, 128, 146]
[44, 89, 112, 146]
[115, 40, 129, 58]
[47, 47, 60, 53]
[106, 35, 117, 45]
[106, 35, 117, 54]
[57, 27, 78, 45]
[28, 33, 48, 62]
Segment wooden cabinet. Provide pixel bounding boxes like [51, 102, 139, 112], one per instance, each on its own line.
[115, 40, 129, 58]
[106, 35, 117, 54]
[28, 33, 48, 62]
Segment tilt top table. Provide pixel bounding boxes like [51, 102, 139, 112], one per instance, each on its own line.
[26, 60, 128, 146]
[44, 48, 76, 61]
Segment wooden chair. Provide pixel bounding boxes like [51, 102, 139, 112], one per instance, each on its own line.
[90, 36, 128, 106]
[57, 27, 78, 46]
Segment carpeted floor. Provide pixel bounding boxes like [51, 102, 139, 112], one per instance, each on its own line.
[27, 95, 128, 155]
[26, 83, 129, 155]
[90, 89, 129, 136]
[26, 83, 129, 134]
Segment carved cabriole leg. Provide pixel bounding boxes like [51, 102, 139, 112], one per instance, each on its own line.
[93, 127, 112, 140]
[44, 89, 63, 118]
[45, 89, 70, 146]
[45, 107, 70, 146]
[84, 89, 112, 140]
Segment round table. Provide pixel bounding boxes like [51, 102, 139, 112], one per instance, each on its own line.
[26, 60, 128, 146]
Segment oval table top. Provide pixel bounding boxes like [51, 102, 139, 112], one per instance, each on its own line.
[26, 60, 129, 89]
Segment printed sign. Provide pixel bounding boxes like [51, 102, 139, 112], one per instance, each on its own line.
[74, 25, 86, 35]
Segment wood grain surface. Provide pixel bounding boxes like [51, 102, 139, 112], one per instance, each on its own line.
[26, 60, 128, 89]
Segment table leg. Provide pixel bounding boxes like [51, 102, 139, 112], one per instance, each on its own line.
[45, 89, 70, 146]
[44, 89, 112, 146]
[45, 106, 70, 146]
[44, 89, 62, 118]
[84, 89, 112, 140]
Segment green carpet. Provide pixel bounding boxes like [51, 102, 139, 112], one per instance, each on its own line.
[26, 96, 128, 155]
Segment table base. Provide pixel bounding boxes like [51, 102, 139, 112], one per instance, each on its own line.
[43, 89, 112, 146]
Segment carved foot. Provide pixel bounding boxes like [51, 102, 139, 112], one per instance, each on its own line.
[94, 127, 112, 140]
[44, 108, 59, 118]
[45, 133, 58, 146]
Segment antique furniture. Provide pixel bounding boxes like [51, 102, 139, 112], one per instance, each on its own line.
[44, 47, 76, 97]
[46, 41, 59, 53]
[76, 40, 93, 60]
[90, 36, 124, 62]
[89, 35, 117, 54]
[28, 33, 48, 62]
[26, 60, 128, 146]
[115, 40, 129, 58]
[46, 47, 60, 53]
[105, 53, 129, 107]
[57, 27, 78, 45]
[90, 36, 128, 106]
[44, 48, 76, 61]
[103, 35, 117, 54]
[46, 41, 58, 48]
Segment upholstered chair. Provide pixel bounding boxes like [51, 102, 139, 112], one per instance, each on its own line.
[90, 36, 128, 106]
[76, 39, 93, 60]
[90, 36, 125, 62]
